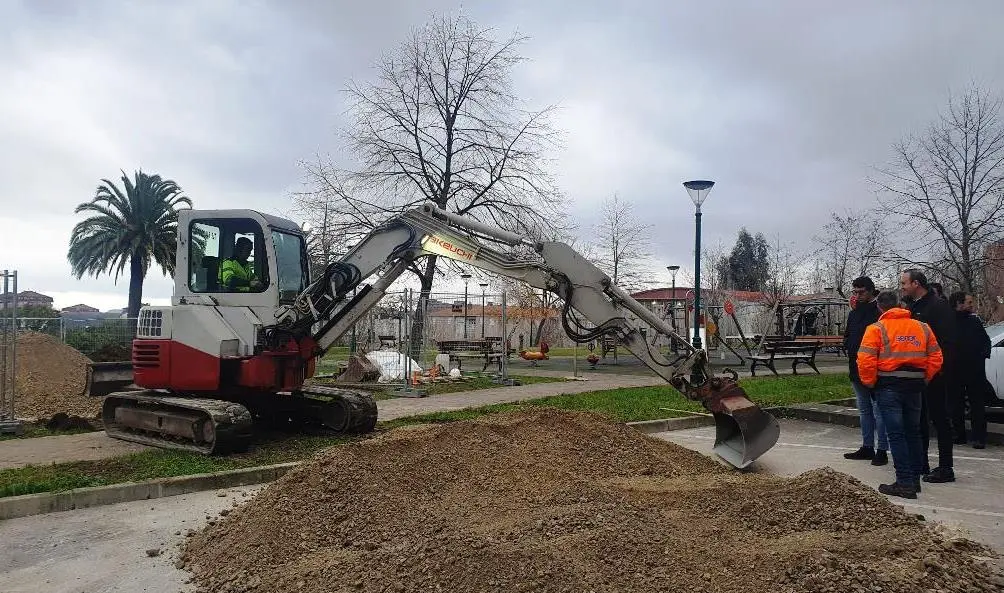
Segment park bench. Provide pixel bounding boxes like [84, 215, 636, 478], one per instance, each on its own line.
[794, 334, 845, 356]
[437, 338, 513, 372]
[749, 340, 822, 377]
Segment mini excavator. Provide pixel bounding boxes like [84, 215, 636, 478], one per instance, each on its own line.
[85, 203, 780, 467]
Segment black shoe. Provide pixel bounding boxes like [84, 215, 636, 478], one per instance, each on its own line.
[972, 442, 986, 450]
[954, 437, 968, 445]
[922, 467, 956, 483]
[879, 482, 918, 499]
[870, 450, 889, 466]
[844, 446, 875, 460]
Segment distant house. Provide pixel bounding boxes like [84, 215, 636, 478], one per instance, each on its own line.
[61, 304, 100, 313]
[0, 290, 53, 310]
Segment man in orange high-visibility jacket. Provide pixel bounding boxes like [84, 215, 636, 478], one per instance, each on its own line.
[858, 290, 943, 499]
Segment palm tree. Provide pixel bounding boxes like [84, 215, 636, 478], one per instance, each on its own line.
[68, 170, 192, 319]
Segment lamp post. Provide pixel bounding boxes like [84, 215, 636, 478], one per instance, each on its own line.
[667, 265, 680, 352]
[479, 282, 489, 338]
[683, 180, 714, 350]
[461, 273, 472, 339]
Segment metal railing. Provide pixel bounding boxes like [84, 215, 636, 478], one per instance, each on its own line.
[15, 316, 138, 361]
[1, 270, 21, 431]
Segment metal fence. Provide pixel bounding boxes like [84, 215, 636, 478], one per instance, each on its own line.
[16, 316, 138, 361]
[1, 270, 21, 431]
[325, 290, 520, 384]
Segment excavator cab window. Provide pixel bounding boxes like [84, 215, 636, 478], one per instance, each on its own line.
[189, 219, 269, 293]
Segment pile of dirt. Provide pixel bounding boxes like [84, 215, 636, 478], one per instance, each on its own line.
[10, 332, 100, 419]
[182, 410, 1003, 593]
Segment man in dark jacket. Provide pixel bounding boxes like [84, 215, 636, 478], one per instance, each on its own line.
[901, 269, 958, 483]
[842, 276, 888, 465]
[949, 291, 989, 449]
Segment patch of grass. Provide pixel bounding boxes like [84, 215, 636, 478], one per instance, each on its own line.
[381, 373, 855, 428]
[0, 433, 353, 498]
[0, 424, 96, 441]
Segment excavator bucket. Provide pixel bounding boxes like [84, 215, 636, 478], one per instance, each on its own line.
[83, 361, 135, 398]
[684, 374, 780, 469]
[710, 400, 780, 469]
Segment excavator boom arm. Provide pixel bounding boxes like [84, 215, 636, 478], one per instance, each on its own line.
[293, 203, 779, 468]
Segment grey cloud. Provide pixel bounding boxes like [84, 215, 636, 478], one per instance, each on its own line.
[2, 0, 1004, 304]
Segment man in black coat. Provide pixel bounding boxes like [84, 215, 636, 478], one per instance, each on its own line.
[948, 291, 989, 449]
[901, 269, 958, 483]
[842, 276, 887, 465]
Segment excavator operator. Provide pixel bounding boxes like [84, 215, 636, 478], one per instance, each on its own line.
[219, 237, 261, 292]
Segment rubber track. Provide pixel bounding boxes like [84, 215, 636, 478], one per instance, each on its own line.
[102, 392, 253, 455]
[299, 386, 378, 433]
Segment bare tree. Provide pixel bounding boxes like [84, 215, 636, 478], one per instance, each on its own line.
[811, 209, 890, 296]
[875, 87, 1004, 294]
[295, 13, 565, 351]
[592, 194, 653, 291]
[762, 235, 804, 302]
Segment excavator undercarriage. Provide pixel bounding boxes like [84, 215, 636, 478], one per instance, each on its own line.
[101, 387, 378, 454]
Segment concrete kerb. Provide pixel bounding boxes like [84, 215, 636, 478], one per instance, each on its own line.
[0, 462, 299, 521]
[0, 399, 878, 521]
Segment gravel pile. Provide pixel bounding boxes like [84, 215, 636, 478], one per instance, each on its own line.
[182, 409, 1003, 593]
[10, 332, 100, 419]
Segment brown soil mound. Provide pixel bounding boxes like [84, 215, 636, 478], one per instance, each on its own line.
[182, 410, 1002, 593]
[11, 332, 100, 419]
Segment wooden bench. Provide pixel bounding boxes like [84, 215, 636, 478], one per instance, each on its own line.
[794, 335, 845, 356]
[378, 334, 397, 349]
[749, 340, 822, 377]
[437, 338, 513, 372]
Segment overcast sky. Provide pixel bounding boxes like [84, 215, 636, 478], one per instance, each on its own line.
[2, 0, 1003, 311]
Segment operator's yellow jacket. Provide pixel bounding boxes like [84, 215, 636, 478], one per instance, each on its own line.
[856, 307, 943, 388]
[219, 258, 256, 292]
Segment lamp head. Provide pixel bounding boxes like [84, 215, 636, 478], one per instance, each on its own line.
[683, 180, 715, 208]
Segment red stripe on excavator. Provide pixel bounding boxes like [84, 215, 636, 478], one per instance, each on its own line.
[133, 339, 220, 391]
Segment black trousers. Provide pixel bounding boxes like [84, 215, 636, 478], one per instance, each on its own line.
[920, 371, 954, 470]
[951, 365, 989, 445]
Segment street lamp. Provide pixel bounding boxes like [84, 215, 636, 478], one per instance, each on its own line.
[461, 273, 472, 339]
[667, 265, 680, 352]
[683, 180, 714, 350]
[479, 282, 489, 339]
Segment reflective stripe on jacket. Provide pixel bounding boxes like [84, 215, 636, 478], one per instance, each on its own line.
[219, 258, 255, 291]
[856, 307, 943, 387]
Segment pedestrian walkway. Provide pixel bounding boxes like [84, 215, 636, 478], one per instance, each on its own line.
[0, 373, 665, 468]
[658, 419, 1004, 555]
[0, 431, 148, 469]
